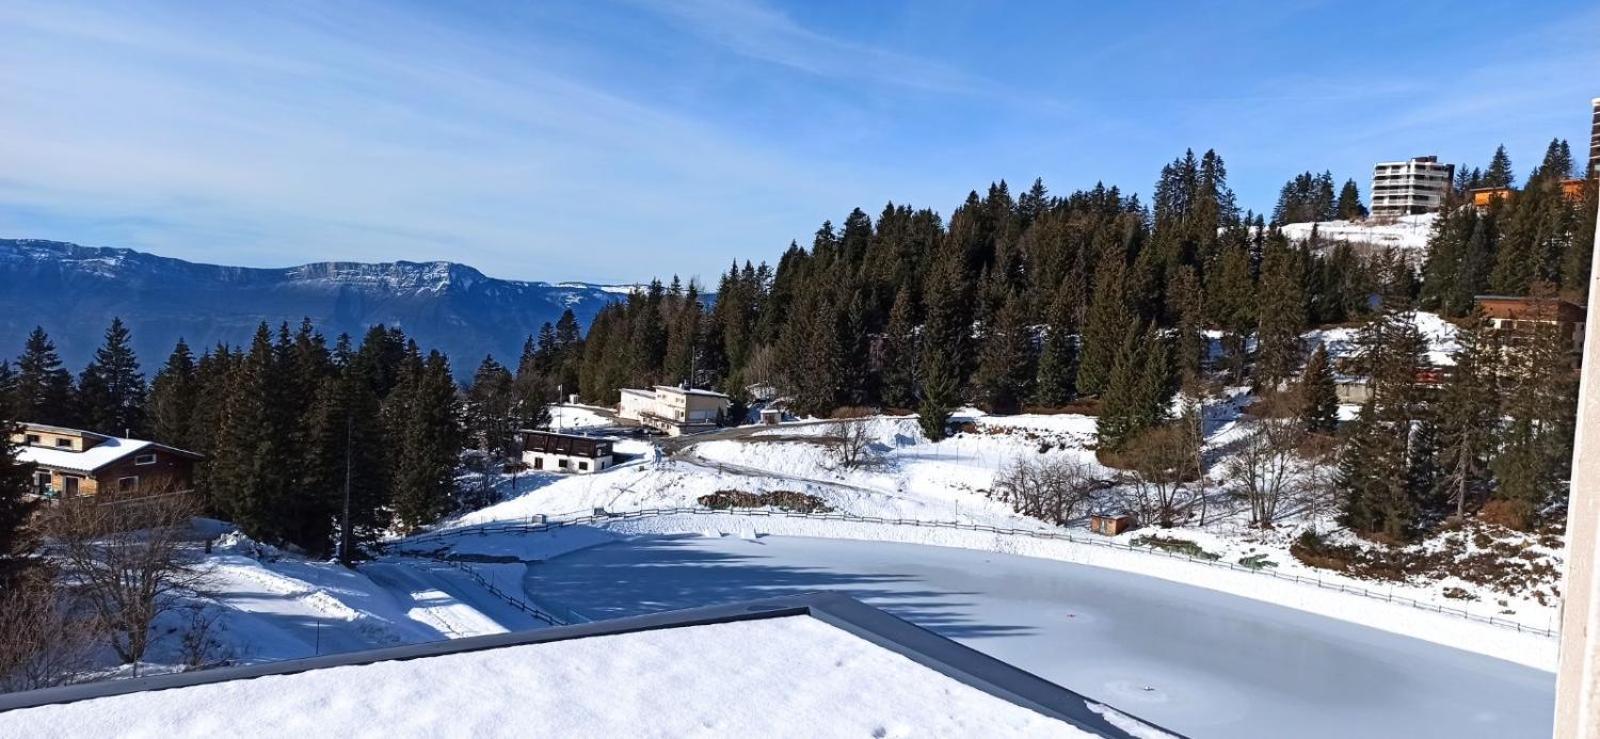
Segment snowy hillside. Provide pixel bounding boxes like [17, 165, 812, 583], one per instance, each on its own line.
[1279, 213, 1436, 253]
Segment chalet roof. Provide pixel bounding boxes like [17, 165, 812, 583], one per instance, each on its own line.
[13, 424, 202, 474]
[519, 429, 612, 458]
[654, 385, 731, 400]
[17, 422, 109, 442]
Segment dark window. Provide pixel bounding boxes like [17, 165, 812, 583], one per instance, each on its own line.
[558, 459, 569, 469]
[533, 457, 543, 470]
[54, 438, 73, 448]
[135, 453, 157, 465]
[118, 476, 138, 493]
[63, 477, 79, 496]
[24, 434, 40, 444]
[578, 461, 588, 471]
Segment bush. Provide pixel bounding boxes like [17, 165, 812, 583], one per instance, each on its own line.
[1132, 535, 1220, 561]
[696, 490, 834, 514]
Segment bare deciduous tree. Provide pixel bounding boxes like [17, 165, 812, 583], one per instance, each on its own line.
[825, 407, 877, 469]
[993, 456, 1102, 525]
[0, 570, 102, 693]
[1117, 424, 1198, 528]
[1226, 414, 1305, 528]
[44, 492, 207, 674]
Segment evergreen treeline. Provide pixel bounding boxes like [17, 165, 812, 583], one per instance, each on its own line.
[0, 309, 590, 556]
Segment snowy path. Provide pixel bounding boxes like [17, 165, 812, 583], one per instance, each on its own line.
[525, 533, 1552, 739]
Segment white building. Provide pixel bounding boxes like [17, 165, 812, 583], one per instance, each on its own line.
[519, 430, 613, 473]
[616, 385, 731, 436]
[1369, 156, 1454, 218]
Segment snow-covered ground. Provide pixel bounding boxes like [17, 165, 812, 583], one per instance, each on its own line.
[1280, 213, 1435, 253]
[88, 523, 543, 679]
[523, 533, 1551, 739]
[1304, 309, 1461, 367]
[421, 399, 1562, 658]
[1, 615, 1096, 739]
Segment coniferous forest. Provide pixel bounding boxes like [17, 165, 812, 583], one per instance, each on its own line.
[0, 141, 1594, 559]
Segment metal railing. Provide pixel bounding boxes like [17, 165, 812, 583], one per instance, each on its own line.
[420, 558, 577, 627]
[398, 507, 1556, 638]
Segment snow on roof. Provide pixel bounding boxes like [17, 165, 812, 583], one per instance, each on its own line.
[16, 436, 155, 474]
[654, 385, 730, 399]
[619, 387, 656, 398]
[0, 615, 1097, 737]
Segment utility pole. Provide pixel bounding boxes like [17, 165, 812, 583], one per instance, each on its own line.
[339, 415, 353, 567]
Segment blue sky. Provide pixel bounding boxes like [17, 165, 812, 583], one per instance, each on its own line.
[0, 0, 1595, 284]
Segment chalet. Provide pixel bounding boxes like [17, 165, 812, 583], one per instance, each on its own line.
[10, 423, 202, 500]
[1468, 179, 1591, 211]
[616, 385, 731, 436]
[1475, 295, 1586, 354]
[520, 430, 613, 473]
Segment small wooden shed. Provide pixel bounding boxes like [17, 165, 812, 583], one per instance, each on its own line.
[1089, 513, 1136, 537]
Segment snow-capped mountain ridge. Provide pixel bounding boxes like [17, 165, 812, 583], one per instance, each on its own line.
[0, 238, 623, 374]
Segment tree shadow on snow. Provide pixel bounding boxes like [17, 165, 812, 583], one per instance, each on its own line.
[522, 534, 1034, 640]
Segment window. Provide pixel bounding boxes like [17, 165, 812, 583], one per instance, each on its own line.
[578, 461, 588, 471]
[34, 472, 50, 493]
[54, 438, 73, 448]
[24, 434, 40, 445]
[532, 457, 543, 470]
[558, 459, 570, 469]
[117, 476, 138, 493]
[63, 477, 79, 497]
[134, 453, 157, 466]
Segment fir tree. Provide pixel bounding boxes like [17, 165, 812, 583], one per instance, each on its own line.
[1096, 321, 1171, 451]
[1297, 343, 1339, 433]
[391, 351, 463, 532]
[77, 317, 148, 437]
[1483, 145, 1515, 188]
[973, 293, 1034, 414]
[148, 339, 198, 449]
[1077, 250, 1130, 396]
[466, 355, 517, 457]
[1433, 318, 1499, 518]
[13, 328, 75, 426]
[1254, 236, 1305, 389]
[0, 419, 38, 586]
[1032, 282, 1079, 407]
[880, 284, 919, 409]
[1335, 179, 1367, 220]
[1337, 308, 1428, 540]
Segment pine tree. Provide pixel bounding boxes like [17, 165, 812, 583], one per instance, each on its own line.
[880, 284, 919, 409]
[1483, 145, 1515, 188]
[1433, 318, 1499, 518]
[77, 318, 148, 437]
[212, 325, 285, 539]
[13, 328, 75, 426]
[973, 293, 1034, 414]
[1254, 236, 1305, 389]
[0, 419, 38, 586]
[1297, 343, 1339, 433]
[148, 339, 198, 449]
[1209, 244, 1255, 381]
[1491, 303, 1578, 528]
[1335, 179, 1367, 220]
[304, 361, 389, 559]
[1336, 308, 1428, 540]
[1096, 321, 1170, 451]
[1167, 265, 1206, 387]
[391, 351, 462, 532]
[1077, 250, 1130, 396]
[467, 355, 517, 457]
[1032, 282, 1079, 407]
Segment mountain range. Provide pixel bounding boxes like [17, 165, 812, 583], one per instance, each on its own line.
[0, 239, 631, 376]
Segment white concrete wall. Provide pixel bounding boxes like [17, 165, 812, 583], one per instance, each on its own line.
[523, 451, 611, 474]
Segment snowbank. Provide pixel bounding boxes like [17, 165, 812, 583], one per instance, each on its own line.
[1280, 214, 1435, 253]
[0, 617, 1094, 738]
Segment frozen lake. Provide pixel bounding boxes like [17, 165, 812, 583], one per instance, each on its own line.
[524, 533, 1553, 738]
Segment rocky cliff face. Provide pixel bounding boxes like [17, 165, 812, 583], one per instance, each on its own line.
[0, 239, 624, 373]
